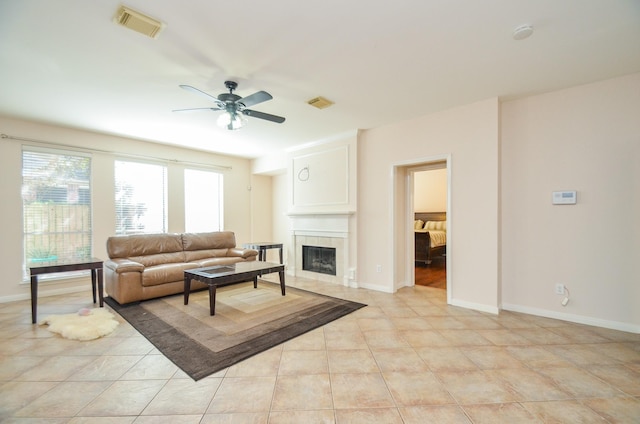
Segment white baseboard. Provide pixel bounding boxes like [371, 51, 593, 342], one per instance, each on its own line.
[357, 281, 395, 293]
[450, 298, 500, 315]
[502, 303, 640, 334]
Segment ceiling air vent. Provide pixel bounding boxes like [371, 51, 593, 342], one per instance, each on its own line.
[114, 6, 165, 39]
[307, 96, 334, 109]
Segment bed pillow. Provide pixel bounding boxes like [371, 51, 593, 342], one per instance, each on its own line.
[414, 219, 424, 229]
[424, 220, 446, 231]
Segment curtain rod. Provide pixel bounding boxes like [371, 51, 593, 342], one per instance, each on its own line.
[1, 133, 233, 171]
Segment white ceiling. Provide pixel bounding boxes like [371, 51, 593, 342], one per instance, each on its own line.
[1, 1, 639, 159]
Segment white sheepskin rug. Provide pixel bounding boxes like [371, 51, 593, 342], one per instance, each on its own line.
[40, 308, 119, 341]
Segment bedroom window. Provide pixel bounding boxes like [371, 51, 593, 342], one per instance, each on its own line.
[184, 168, 223, 232]
[22, 148, 92, 279]
[115, 160, 167, 235]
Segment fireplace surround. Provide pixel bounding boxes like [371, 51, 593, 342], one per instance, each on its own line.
[289, 213, 352, 285]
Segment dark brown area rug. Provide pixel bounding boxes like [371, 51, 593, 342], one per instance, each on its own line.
[105, 281, 366, 380]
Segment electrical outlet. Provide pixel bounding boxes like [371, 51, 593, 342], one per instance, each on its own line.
[376, 265, 382, 273]
[555, 283, 565, 295]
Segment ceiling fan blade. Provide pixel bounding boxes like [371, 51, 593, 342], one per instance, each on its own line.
[179, 85, 221, 103]
[243, 109, 286, 123]
[238, 91, 272, 108]
[172, 107, 222, 112]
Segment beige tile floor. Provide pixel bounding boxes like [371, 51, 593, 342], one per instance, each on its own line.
[1, 275, 639, 423]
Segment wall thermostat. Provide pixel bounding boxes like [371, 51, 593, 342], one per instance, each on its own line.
[552, 190, 577, 205]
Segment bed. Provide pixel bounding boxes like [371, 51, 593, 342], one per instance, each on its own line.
[414, 212, 446, 265]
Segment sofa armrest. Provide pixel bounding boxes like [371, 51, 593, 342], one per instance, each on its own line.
[228, 248, 259, 259]
[105, 258, 145, 274]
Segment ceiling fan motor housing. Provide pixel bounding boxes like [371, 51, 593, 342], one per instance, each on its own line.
[218, 93, 242, 109]
[220, 82, 242, 110]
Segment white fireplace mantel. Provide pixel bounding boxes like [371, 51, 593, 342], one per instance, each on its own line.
[288, 212, 353, 236]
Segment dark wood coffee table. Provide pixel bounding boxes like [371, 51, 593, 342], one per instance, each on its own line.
[184, 261, 286, 316]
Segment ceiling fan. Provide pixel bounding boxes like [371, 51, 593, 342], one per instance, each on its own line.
[173, 81, 285, 130]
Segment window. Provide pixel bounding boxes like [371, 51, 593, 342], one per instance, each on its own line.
[184, 168, 223, 232]
[22, 148, 92, 277]
[115, 160, 167, 235]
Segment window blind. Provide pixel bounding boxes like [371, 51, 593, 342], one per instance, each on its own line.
[115, 160, 167, 235]
[184, 168, 224, 232]
[22, 148, 92, 276]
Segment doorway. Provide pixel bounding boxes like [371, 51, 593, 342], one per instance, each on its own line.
[412, 166, 447, 289]
[393, 155, 451, 302]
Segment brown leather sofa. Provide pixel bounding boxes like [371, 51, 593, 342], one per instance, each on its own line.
[105, 231, 258, 304]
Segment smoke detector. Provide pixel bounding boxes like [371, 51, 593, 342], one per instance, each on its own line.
[114, 5, 165, 39]
[307, 96, 334, 109]
[513, 24, 534, 40]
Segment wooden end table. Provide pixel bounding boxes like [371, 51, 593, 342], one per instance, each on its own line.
[184, 261, 285, 316]
[243, 242, 283, 264]
[28, 257, 104, 324]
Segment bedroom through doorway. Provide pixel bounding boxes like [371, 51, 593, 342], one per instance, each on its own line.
[410, 163, 448, 290]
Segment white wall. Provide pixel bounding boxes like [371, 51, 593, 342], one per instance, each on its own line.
[414, 168, 447, 212]
[272, 172, 289, 265]
[0, 116, 254, 302]
[358, 98, 500, 312]
[249, 174, 276, 261]
[501, 73, 640, 331]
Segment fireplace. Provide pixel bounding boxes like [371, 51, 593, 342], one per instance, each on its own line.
[302, 245, 336, 276]
[289, 213, 353, 286]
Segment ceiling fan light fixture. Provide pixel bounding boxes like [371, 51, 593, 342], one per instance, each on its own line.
[217, 111, 247, 130]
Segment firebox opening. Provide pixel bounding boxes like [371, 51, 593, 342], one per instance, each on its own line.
[302, 245, 336, 276]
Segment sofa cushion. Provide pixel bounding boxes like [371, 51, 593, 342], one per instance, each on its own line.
[191, 256, 244, 268]
[184, 248, 230, 262]
[182, 231, 236, 250]
[130, 252, 186, 267]
[142, 262, 200, 287]
[107, 233, 184, 258]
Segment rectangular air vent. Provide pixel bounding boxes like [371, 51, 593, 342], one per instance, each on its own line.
[114, 6, 165, 39]
[307, 96, 334, 109]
